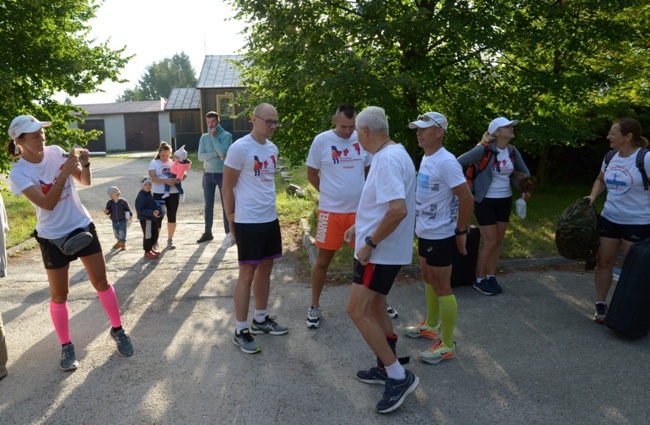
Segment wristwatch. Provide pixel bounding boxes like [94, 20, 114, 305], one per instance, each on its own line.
[454, 228, 468, 236]
[365, 236, 377, 249]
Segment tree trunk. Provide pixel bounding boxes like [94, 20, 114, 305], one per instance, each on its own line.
[536, 140, 551, 188]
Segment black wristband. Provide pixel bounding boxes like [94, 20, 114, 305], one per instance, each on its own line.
[82, 162, 91, 168]
[365, 236, 377, 249]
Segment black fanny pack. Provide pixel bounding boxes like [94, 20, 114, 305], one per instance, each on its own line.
[47, 226, 93, 255]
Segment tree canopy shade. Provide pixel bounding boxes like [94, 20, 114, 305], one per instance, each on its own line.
[230, 0, 650, 185]
[116, 52, 197, 102]
[0, 0, 130, 172]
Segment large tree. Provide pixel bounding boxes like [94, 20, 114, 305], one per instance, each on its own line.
[230, 0, 649, 185]
[0, 0, 130, 171]
[117, 52, 197, 102]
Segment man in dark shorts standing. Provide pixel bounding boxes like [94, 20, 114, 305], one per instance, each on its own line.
[223, 103, 288, 354]
[344, 106, 418, 413]
[405, 112, 474, 364]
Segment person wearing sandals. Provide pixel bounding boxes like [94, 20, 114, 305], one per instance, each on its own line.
[405, 112, 474, 364]
[7, 115, 133, 371]
[457, 117, 531, 295]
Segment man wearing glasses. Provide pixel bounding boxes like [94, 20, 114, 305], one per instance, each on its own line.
[405, 112, 473, 365]
[344, 106, 418, 413]
[223, 103, 288, 354]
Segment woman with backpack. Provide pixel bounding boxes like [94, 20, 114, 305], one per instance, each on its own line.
[587, 118, 650, 324]
[457, 117, 532, 296]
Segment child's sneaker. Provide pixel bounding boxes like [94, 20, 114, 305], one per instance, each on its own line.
[144, 251, 159, 259]
[161, 192, 170, 199]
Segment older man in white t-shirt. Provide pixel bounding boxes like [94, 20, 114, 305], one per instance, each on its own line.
[343, 106, 418, 414]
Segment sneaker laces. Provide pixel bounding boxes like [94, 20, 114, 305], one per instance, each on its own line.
[239, 329, 254, 342]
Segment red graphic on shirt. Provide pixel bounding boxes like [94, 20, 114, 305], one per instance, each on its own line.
[331, 146, 343, 164]
[40, 181, 53, 194]
[254, 156, 263, 176]
[270, 155, 277, 168]
[353, 143, 361, 155]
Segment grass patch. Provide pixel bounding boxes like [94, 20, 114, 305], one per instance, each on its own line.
[2, 184, 37, 249]
[274, 166, 606, 272]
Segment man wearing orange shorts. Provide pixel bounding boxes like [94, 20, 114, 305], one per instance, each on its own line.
[305, 104, 372, 328]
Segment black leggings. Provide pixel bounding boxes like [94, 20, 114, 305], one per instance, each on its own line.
[153, 192, 179, 229]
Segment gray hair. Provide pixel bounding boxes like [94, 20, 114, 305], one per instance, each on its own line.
[356, 106, 389, 135]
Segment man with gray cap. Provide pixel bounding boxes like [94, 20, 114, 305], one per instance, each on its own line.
[404, 112, 474, 365]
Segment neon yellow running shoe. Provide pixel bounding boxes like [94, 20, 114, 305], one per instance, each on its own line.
[419, 339, 455, 364]
[404, 320, 440, 339]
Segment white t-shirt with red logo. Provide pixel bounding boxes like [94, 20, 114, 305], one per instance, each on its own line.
[9, 145, 91, 239]
[485, 147, 513, 199]
[305, 130, 371, 213]
[224, 134, 279, 223]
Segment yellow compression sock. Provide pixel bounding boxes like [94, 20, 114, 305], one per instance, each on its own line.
[439, 294, 458, 348]
[425, 283, 440, 328]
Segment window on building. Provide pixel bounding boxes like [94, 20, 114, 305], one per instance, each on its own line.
[216, 93, 234, 118]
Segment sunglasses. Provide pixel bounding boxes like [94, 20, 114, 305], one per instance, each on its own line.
[417, 115, 443, 129]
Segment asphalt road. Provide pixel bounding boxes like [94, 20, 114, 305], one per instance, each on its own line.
[0, 156, 649, 424]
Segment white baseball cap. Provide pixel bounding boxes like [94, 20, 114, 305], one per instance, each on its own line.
[488, 117, 518, 136]
[409, 112, 448, 131]
[8, 115, 52, 140]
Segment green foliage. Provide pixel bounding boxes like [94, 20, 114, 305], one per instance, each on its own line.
[117, 52, 197, 101]
[0, 0, 131, 173]
[230, 0, 649, 184]
[1, 185, 37, 248]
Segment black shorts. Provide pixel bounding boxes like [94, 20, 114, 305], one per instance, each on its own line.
[474, 197, 512, 226]
[598, 216, 650, 242]
[34, 222, 103, 269]
[235, 219, 282, 265]
[418, 235, 455, 267]
[352, 260, 402, 296]
[154, 192, 179, 223]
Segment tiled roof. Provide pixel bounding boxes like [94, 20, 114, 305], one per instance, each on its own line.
[166, 88, 200, 110]
[74, 100, 165, 115]
[197, 55, 245, 89]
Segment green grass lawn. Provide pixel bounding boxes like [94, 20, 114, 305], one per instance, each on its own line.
[276, 164, 606, 272]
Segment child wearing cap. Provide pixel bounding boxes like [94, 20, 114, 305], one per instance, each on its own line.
[136, 176, 163, 259]
[103, 186, 132, 250]
[162, 145, 191, 203]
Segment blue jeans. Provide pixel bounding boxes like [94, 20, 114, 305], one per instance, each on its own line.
[202, 172, 229, 235]
[112, 219, 127, 243]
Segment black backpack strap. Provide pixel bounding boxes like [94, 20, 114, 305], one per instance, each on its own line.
[636, 148, 649, 190]
[603, 149, 617, 171]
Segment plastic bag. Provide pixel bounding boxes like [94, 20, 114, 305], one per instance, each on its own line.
[515, 196, 527, 219]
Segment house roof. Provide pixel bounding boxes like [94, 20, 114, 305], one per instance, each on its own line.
[166, 88, 201, 111]
[74, 100, 166, 115]
[197, 55, 245, 89]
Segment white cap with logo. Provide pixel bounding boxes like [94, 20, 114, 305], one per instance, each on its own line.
[8, 115, 52, 140]
[409, 112, 448, 131]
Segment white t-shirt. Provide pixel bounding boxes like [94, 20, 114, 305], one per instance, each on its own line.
[485, 147, 513, 199]
[416, 148, 467, 240]
[149, 158, 178, 194]
[224, 134, 279, 223]
[601, 149, 650, 225]
[355, 144, 416, 265]
[9, 145, 91, 239]
[305, 130, 371, 213]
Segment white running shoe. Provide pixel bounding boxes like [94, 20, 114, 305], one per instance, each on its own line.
[220, 233, 236, 250]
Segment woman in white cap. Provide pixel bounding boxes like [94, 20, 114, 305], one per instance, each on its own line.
[7, 115, 134, 371]
[457, 117, 532, 295]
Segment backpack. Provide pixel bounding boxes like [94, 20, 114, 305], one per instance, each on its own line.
[555, 197, 599, 262]
[465, 142, 515, 188]
[603, 148, 649, 190]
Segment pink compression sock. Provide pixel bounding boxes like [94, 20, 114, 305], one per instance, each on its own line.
[97, 285, 122, 328]
[50, 301, 71, 345]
